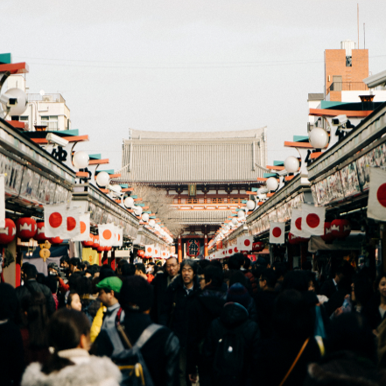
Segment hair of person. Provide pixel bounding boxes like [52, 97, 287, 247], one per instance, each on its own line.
[118, 259, 128, 268]
[69, 257, 80, 267]
[121, 263, 136, 277]
[66, 290, 80, 307]
[375, 272, 386, 292]
[0, 283, 19, 320]
[78, 262, 86, 271]
[44, 275, 58, 294]
[60, 256, 70, 264]
[244, 257, 251, 270]
[204, 265, 224, 288]
[23, 263, 38, 279]
[261, 268, 277, 289]
[282, 270, 310, 293]
[41, 309, 90, 375]
[68, 272, 83, 293]
[273, 289, 315, 341]
[135, 263, 146, 274]
[36, 273, 46, 285]
[229, 270, 249, 288]
[302, 260, 312, 271]
[228, 253, 244, 270]
[273, 263, 287, 279]
[251, 264, 265, 280]
[119, 276, 154, 313]
[22, 292, 49, 349]
[180, 259, 198, 275]
[209, 260, 222, 270]
[198, 260, 211, 271]
[99, 266, 116, 281]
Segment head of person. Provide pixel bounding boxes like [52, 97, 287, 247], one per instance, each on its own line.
[228, 253, 244, 270]
[243, 257, 251, 270]
[23, 263, 38, 281]
[60, 256, 70, 269]
[273, 289, 315, 341]
[96, 277, 122, 307]
[282, 270, 310, 293]
[69, 258, 80, 273]
[229, 270, 249, 288]
[44, 275, 58, 295]
[180, 259, 197, 288]
[0, 283, 19, 321]
[203, 265, 224, 290]
[48, 262, 60, 277]
[119, 276, 153, 314]
[41, 309, 91, 375]
[259, 268, 277, 291]
[272, 262, 287, 282]
[223, 262, 229, 271]
[165, 257, 179, 278]
[376, 272, 386, 302]
[117, 259, 128, 276]
[121, 263, 136, 277]
[227, 283, 250, 309]
[99, 265, 116, 281]
[256, 256, 269, 268]
[197, 266, 205, 290]
[134, 263, 147, 279]
[307, 272, 318, 293]
[66, 291, 82, 312]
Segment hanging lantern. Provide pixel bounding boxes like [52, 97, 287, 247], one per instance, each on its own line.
[252, 241, 264, 252]
[309, 128, 329, 149]
[97, 245, 106, 253]
[0, 218, 16, 245]
[92, 235, 100, 249]
[237, 210, 245, 219]
[34, 222, 48, 242]
[49, 236, 63, 245]
[288, 233, 310, 245]
[142, 213, 150, 222]
[16, 218, 37, 241]
[96, 171, 110, 187]
[82, 233, 94, 248]
[72, 151, 89, 169]
[321, 222, 334, 243]
[232, 218, 239, 226]
[246, 200, 256, 211]
[266, 177, 278, 192]
[104, 246, 112, 252]
[137, 250, 145, 257]
[134, 206, 143, 216]
[284, 156, 300, 174]
[331, 219, 351, 239]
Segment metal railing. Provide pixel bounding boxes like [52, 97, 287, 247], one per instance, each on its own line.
[27, 93, 66, 103]
[327, 82, 369, 94]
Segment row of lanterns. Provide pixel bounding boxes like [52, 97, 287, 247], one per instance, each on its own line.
[82, 234, 112, 253]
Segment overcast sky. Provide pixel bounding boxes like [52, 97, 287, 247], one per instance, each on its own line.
[2, 0, 386, 171]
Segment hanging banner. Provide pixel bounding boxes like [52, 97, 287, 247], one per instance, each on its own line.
[290, 208, 308, 238]
[145, 245, 155, 257]
[269, 222, 285, 244]
[301, 203, 325, 236]
[44, 204, 67, 238]
[367, 167, 386, 221]
[99, 223, 115, 247]
[186, 239, 200, 257]
[64, 209, 81, 239]
[237, 236, 254, 251]
[72, 213, 90, 241]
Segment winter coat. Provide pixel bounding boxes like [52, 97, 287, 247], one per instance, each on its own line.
[362, 294, 386, 331]
[244, 271, 258, 294]
[90, 304, 106, 343]
[254, 290, 277, 339]
[202, 302, 260, 386]
[21, 348, 121, 386]
[151, 272, 175, 323]
[159, 275, 201, 347]
[186, 286, 227, 375]
[92, 312, 180, 386]
[320, 278, 338, 299]
[15, 279, 56, 316]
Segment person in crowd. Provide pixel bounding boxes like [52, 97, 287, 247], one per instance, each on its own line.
[135, 263, 154, 283]
[21, 308, 121, 386]
[254, 268, 278, 339]
[121, 263, 136, 277]
[66, 290, 82, 311]
[256, 289, 322, 386]
[59, 256, 70, 278]
[308, 272, 328, 305]
[320, 266, 346, 299]
[363, 272, 386, 332]
[151, 256, 180, 323]
[0, 283, 25, 386]
[44, 275, 59, 310]
[228, 253, 244, 272]
[116, 259, 128, 277]
[272, 261, 287, 293]
[92, 276, 180, 386]
[48, 262, 69, 294]
[187, 265, 227, 384]
[20, 292, 50, 366]
[16, 263, 56, 316]
[242, 257, 258, 294]
[160, 259, 200, 386]
[201, 283, 260, 386]
[97, 276, 124, 330]
[223, 261, 229, 271]
[69, 258, 81, 274]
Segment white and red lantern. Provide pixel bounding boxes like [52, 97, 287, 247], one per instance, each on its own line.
[321, 222, 334, 243]
[331, 219, 351, 239]
[92, 235, 100, 249]
[82, 233, 94, 248]
[49, 236, 63, 244]
[34, 222, 48, 242]
[16, 217, 37, 241]
[288, 232, 309, 245]
[252, 242, 264, 252]
[0, 218, 16, 245]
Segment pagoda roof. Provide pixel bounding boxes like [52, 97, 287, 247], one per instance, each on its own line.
[170, 210, 233, 225]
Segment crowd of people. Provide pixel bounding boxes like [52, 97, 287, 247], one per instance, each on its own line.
[1, 253, 386, 386]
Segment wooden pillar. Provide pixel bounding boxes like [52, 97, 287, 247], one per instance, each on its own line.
[204, 235, 208, 258]
[178, 236, 182, 263]
[110, 249, 116, 271]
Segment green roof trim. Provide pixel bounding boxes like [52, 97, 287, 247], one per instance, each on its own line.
[131, 195, 138, 199]
[89, 154, 102, 160]
[251, 187, 259, 192]
[293, 135, 309, 142]
[273, 161, 284, 166]
[97, 169, 114, 175]
[0, 53, 12, 64]
[242, 200, 247, 204]
[120, 184, 128, 188]
[136, 203, 145, 207]
[264, 173, 277, 178]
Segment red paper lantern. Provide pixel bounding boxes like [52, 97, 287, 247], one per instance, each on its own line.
[16, 217, 37, 241]
[137, 250, 145, 257]
[0, 218, 16, 245]
[321, 222, 334, 243]
[97, 245, 106, 253]
[82, 234, 94, 248]
[252, 242, 264, 252]
[288, 233, 310, 245]
[331, 219, 351, 239]
[34, 222, 48, 242]
[104, 246, 112, 252]
[50, 236, 63, 244]
[92, 235, 100, 249]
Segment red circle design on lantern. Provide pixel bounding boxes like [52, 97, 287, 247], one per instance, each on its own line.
[103, 229, 112, 240]
[272, 227, 282, 238]
[50, 236, 63, 244]
[16, 218, 37, 240]
[244, 239, 251, 247]
[234, 247, 239, 252]
[306, 214, 320, 228]
[49, 212, 62, 228]
[295, 217, 302, 230]
[34, 222, 48, 242]
[377, 183, 386, 208]
[0, 218, 16, 245]
[80, 221, 86, 234]
[67, 217, 76, 231]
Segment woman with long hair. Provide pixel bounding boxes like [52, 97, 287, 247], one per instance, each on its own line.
[21, 308, 121, 386]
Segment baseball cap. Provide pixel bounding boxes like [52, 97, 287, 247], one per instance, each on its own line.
[96, 276, 123, 294]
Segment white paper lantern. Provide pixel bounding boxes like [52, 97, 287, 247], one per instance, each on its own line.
[266, 177, 278, 191]
[155, 224, 161, 231]
[149, 219, 156, 228]
[142, 213, 149, 222]
[124, 197, 134, 208]
[237, 210, 245, 219]
[246, 200, 256, 211]
[73, 151, 89, 169]
[109, 184, 122, 194]
[96, 171, 110, 187]
[309, 128, 329, 149]
[284, 156, 300, 174]
[232, 218, 239, 226]
[134, 206, 143, 216]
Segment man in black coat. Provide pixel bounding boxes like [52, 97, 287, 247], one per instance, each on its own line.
[187, 265, 227, 384]
[92, 276, 180, 386]
[15, 263, 56, 316]
[320, 266, 345, 299]
[159, 259, 201, 386]
[151, 256, 180, 323]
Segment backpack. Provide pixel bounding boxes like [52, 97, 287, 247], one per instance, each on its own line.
[212, 322, 246, 386]
[106, 323, 163, 386]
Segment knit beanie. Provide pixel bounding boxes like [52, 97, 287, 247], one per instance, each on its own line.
[119, 276, 154, 312]
[227, 283, 250, 308]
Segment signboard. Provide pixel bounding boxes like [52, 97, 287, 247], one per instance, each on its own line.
[186, 239, 200, 257]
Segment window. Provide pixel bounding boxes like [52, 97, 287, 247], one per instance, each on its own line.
[20, 116, 29, 121]
[40, 115, 59, 130]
